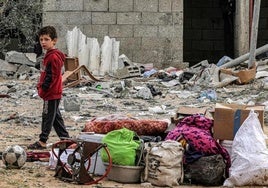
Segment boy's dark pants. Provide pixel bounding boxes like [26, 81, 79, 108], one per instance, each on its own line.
[39, 99, 69, 143]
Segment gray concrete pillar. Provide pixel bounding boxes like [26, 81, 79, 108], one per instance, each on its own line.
[234, 0, 250, 57]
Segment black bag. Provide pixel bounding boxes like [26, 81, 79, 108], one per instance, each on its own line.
[184, 154, 226, 186]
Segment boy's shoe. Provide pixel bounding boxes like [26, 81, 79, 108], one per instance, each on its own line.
[27, 141, 46, 150]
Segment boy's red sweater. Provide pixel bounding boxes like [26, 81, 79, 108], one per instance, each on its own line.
[37, 49, 65, 100]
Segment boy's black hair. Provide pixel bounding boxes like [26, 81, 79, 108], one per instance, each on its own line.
[38, 26, 57, 39]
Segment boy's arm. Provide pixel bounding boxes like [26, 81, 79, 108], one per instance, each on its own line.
[42, 62, 52, 90]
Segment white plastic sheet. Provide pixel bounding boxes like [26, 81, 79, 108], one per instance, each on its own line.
[100, 36, 112, 76]
[224, 110, 268, 186]
[66, 27, 120, 76]
[88, 38, 100, 75]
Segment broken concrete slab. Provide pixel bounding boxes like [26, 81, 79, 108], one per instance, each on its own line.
[15, 64, 39, 80]
[63, 97, 81, 112]
[0, 59, 18, 72]
[5, 51, 35, 66]
[256, 71, 268, 79]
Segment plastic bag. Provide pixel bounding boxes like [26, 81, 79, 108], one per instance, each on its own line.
[101, 128, 140, 166]
[224, 110, 268, 186]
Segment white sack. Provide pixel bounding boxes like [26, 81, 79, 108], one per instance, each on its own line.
[224, 110, 268, 186]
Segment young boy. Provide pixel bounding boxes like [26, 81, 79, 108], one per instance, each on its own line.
[28, 26, 69, 149]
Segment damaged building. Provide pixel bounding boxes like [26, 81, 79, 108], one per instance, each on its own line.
[1, 0, 268, 68]
[42, 0, 268, 67]
[1, 0, 268, 188]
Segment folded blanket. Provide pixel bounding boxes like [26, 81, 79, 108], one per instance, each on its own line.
[82, 114, 169, 136]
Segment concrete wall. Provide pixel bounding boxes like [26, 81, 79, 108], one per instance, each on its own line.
[183, 0, 226, 65]
[42, 0, 184, 69]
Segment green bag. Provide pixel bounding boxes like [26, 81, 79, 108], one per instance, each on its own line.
[101, 128, 141, 166]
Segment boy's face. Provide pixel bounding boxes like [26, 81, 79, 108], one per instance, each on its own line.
[39, 34, 57, 51]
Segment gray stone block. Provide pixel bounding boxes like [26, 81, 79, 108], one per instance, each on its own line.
[109, 0, 133, 12]
[43, 12, 68, 25]
[170, 37, 183, 50]
[134, 25, 158, 37]
[118, 37, 141, 50]
[109, 25, 133, 37]
[84, 0, 108, 11]
[84, 25, 109, 38]
[0, 59, 17, 72]
[67, 12, 92, 25]
[158, 25, 183, 37]
[92, 13, 116, 24]
[64, 97, 80, 112]
[5, 51, 35, 66]
[118, 49, 133, 61]
[42, 0, 184, 69]
[134, 0, 158, 12]
[172, 0, 183, 12]
[173, 12, 183, 25]
[117, 13, 141, 25]
[44, 0, 83, 11]
[132, 49, 160, 64]
[159, 0, 172, 12]
[142, 37, 172, 50]
[142, 12, 172, 25]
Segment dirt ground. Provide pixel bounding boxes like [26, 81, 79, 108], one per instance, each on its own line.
[0, 76, 267, 188]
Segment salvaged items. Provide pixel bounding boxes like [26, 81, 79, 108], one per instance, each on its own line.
[213, 103, 265, 140]
[52, 139, 112, 185]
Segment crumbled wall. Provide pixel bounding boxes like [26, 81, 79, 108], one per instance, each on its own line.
[42, 0, 183, 68]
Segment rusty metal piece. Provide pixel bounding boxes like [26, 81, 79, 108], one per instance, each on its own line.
[62, 65, 101, 88]
[53, 139, 112, 185]
[0, 94, 10, 98]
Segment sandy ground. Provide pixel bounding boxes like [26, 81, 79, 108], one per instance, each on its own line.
[0, 76, 267, 188]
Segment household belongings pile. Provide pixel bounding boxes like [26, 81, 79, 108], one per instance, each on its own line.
[82, 113, 231, 187]
[50, 103, 266, 187]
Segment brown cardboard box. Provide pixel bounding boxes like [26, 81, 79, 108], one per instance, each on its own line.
[213, 103, 265, 140]
[64, 57, 80, 80]
[171, 106, 208, 125]
[220, 65, 256, 84]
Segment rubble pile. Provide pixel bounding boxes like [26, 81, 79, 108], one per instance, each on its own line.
[1, 49, 268, 187]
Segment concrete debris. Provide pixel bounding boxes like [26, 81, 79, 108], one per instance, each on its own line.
[136, 86, 153, 100]
[15, 64, 39, 80]
[63, 97, 81, 112]
[0, 59, 18, 72]
[5, 51, 36, 66]
[148, 105, 167, 114]
[1, 53, 268, 188]
[118, 54, 132, 68]
[1, 51, 268, 125]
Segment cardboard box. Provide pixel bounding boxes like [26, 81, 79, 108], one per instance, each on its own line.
[220, 65, 256, 84]
[64, 57, 80, 80]
[171, 106, 208, 125]
[213, 103, 265, 140]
